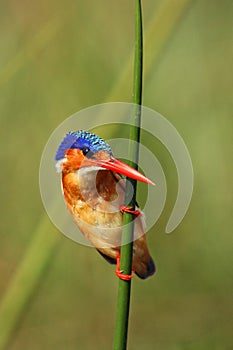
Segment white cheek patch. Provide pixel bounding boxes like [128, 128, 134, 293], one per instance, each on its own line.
[55, 158, 67, 173]
[76, 166, 106, 185]
[77, 166, 105, 176]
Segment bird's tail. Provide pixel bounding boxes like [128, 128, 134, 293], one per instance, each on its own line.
[134, 256, 156, 279]
[97, 241, 156, 279]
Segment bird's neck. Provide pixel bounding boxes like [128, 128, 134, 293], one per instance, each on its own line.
[62, 167, 122, 207]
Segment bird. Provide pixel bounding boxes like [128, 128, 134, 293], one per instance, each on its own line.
[55, 130, 155, 279]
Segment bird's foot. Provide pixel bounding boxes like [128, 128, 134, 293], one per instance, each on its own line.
[115, 253, 134, 281]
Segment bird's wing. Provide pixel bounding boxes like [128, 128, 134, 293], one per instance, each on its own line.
[99, 171, 156, 279]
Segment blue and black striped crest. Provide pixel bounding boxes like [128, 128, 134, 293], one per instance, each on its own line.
[55, 130, 112, 161]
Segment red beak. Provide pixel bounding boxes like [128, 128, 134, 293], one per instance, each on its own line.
[96, 157, 155, 185]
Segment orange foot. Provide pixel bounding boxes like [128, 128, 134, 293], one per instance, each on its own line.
[115, 253, 134, 281]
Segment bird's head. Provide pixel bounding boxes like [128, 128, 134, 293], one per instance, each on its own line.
[55, 130, 154, 185]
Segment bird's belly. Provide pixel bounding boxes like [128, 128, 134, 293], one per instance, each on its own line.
[69, 197, 123, 248]
[62, 170, 145, 250]
[62, 170, 125, 248]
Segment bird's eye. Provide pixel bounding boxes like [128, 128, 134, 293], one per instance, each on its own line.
[82, 147, 90, 155]
[82, 147, 93, 158]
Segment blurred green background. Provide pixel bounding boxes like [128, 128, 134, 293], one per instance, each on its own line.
[0, 0, 232, 349]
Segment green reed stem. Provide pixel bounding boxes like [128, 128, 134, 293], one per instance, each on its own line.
[113, 1, 143, 349]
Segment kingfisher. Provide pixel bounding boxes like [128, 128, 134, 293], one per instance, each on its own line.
[55, 130, 155, 279]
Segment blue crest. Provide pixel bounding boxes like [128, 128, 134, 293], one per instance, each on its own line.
[55, 130, 112, 161]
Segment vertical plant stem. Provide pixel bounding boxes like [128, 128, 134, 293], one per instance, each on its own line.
[113, 1, 143, 349]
